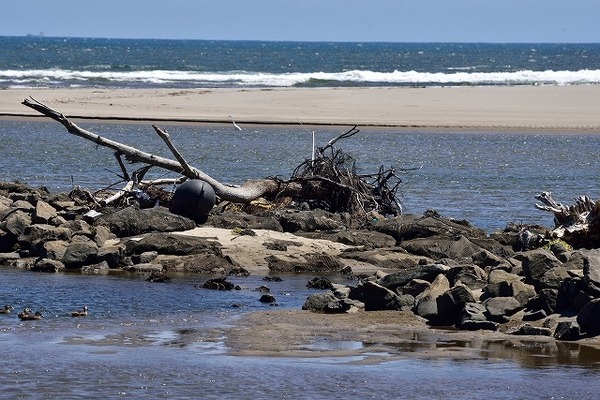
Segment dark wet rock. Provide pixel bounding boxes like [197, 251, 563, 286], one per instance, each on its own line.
[400, 279, 430, 297]
[255, 285, 270, 293]
[0, 231, 17, 253]
[263, 276, 283, 282]
[277, 209, 344, 233]
[460, 319, 499, 331]
[414, 274, 450, 320]
[522, 309, 547, 321]
[582, 249, 600, 297]
[538, 288, 559, 315]
[509, 324, 552, 336]
[124, 233, 221, 256]
[553, 320, 581, 340]
[302, 290, 362, 313]
[376, 264, 448, 292]
[259, 294, 277, 303]
[436, 285, 476, 323]
[96, 245, 124, 268]
[449, 264, 487, 290]
[372, 214, 486, 242]
[95, 206, 196, 237]
[556, 277, 587, 312]
[31, 258, 65, 273]
[307, 276, 334, 290]
[228, 267, 250, 277]
[62, 238, 99, 269]
[519, 249, 563, 290]
[358, 281, 409, 311]
[484, 296, 523, 323]
[146, 272, 172, 283]
[577, 298, 600, 335]
[266, 253, 344, 273]
[132, 251, 158, 264]
[160, 252, 239, 274]
[201, 277, 236, 291]
[207, 210, 283, 232]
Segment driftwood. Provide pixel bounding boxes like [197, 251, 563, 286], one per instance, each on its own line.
[535, 191, 600, 248]
[22, 97, 403, 217]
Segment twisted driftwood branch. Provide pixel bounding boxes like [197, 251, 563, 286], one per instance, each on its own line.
[21, 97, 279, 203]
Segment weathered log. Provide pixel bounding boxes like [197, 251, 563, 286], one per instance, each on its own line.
[535, 191, 600, 248]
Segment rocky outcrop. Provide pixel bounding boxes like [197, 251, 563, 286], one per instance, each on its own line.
[6, 181, 600, 341]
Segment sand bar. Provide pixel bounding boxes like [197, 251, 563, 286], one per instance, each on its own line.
[1, 85, 600, 131]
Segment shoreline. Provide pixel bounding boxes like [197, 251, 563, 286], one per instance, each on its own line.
[2, 85, 600, 132]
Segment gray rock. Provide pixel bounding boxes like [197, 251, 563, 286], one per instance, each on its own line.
[95, 206, 196, 237]
[266, 253, 344, 273]
[583, 249, 600, 297]
[31, 258, 65, 273]
[553, 320, 581, 340]
[359, 280, 404, 311]
[538, 288, 559, 315]
[437, 284, 476, 323]
[3, 210, 31, 236]
[32, 200, 57, 224]
[124, 233, 221, 256]
[484, 296, 523, 322]
[401, 279, 431, 297]
[377, 264, 448, 292]
[520, 249, 563, 290]
[62, 239, 99, 269]
[277, 209, 343, 233]
[577, 298, 600, 335]
[414, 274, 450, 320]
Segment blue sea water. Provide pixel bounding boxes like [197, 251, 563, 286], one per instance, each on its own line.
[1, 36, 600, 88]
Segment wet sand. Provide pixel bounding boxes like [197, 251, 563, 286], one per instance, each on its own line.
[2, 85, 600, 131]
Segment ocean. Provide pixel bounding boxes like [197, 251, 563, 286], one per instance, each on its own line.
[1, 36, 600, 88]
[2, 36, 600, 398]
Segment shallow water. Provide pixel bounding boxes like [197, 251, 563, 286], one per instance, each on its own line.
[3, 120, 600, 232]
[2, 268, 600, 399]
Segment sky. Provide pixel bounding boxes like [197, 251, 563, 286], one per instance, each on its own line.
[2, 0, 599, 43]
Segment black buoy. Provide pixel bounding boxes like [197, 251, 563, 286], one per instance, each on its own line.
[169, 179, 216, 221]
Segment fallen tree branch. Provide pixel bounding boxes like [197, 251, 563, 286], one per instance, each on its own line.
[22, 97, 279, 203]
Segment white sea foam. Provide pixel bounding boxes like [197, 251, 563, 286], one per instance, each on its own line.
[1, 68, 600, 87]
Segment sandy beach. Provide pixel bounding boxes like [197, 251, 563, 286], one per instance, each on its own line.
[2, 85, 600, 131]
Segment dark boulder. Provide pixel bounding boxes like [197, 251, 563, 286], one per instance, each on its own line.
[577, 298, 600, 335]
[95, 206, 196, 238]
[201, 277, 236, 291]
[307, 277, 334, 290]
[124, 233, 221, 256]
[266, 253, 344, 273]
[519, 249, 563, 290]
[62, 238, 99, 269]
[377, 264, 448, 292]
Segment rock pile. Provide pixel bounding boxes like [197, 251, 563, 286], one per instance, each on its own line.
[3, 180, 600, 340]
